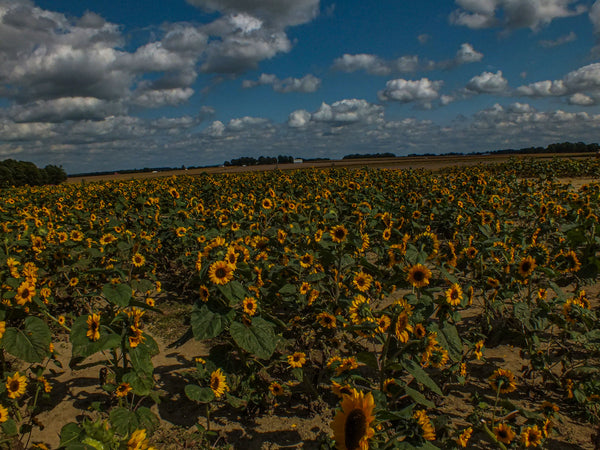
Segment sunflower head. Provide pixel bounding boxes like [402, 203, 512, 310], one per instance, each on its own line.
[210, 368, 229, 398]
[331, 388, 375, 450]
[407, 264, 432, 288]
[488, 368, 516, 394]
[330, 225, 348, 244]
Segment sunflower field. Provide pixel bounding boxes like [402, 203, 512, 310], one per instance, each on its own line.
[0, 157, 599, 449]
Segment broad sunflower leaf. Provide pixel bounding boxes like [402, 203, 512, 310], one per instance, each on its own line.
[230, 317, 277, 360]
[2, 316, 51, 363]
[129, 345, 154, 375]
[185, 384, 215, 403]
[218, 280, 246, 306]
[404, 386, 434, 408]
[123, 370, 154, 396]
[403, 358, 443, 396]
[437, 323, 463, 362]
[59, 423, 82, 447]
[109, 407, 137, 435]
[278, 284, 296, 295]
[70, 315, 120, 359]
[102, 283, 132, 307]
[1, 418, 18, 436]
[191, 305, 229, 340]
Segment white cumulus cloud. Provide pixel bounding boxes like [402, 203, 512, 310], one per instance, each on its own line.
[378, 78, 443, 106]
[450, 0, 586, 31]
[466, 70, 508, 94]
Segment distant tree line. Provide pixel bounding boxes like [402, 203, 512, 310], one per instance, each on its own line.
[342, 152, 396, 159]
[0, 159, 67, 188]
[474, 141, 599, 156]
[223, 155, 294, 166]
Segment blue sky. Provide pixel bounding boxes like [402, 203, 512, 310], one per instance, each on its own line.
[2, 0, 600, 173]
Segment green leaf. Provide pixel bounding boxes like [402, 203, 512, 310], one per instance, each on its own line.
[278, 284, 296, 295]
[134, 407, 159, 433]
[404, 386, 434, 408]
[185, 385, 215, 403]
[70, 316, 121, 359]
[109, 407, 136, 435]
[218, 281, 246, 306]
[191, 305, 229, 340]
[102, 283, 132, 307]
[129, 345, 153, 375]
[123, 370, 154, 396]
[1, 418, 18, 436]
[2, 316, 51, 363]
[438, 323, 463, 362]
[230, 317, 277, 360]
[357, 352, 379, 370]
[403, 358, 443, 396]
[60, 423, 83, 447]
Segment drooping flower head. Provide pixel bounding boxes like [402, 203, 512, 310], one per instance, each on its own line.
[331, 389, 375, 450]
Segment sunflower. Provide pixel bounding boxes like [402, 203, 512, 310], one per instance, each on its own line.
[332, 381, 354, 397]
[317, 312, 337, 329]
[518, 255, 536, 278]
[100, 233, 117, 245]
[375, 315, 391, 334]
[413, 409, 436, 441]
[242, 297, 257, 316]
[261, 198, 273, 209]
[445, 283, 463, 306]
[132, 253, 146, 268]
[208, 261, 234, 285]
[6, 372, 27, 399]
[488, 368, 516, 394]
[493, 423, 515, 444]
[210, 368, 229, 398]
[463, 246, 478, 259]
[175, 226, 187, 237]
[486, 277, 500, 289]
[115, 382, 132, 398]
[269, 381, 285, 396]
[127, 429, 153, 450]
[330, 225, 348, 244]
[474, 340, 484, 360]
[199, 285, 209, 302]
[299, 253, 314, 268]
[331, 388, 375, 450]
[406, 264, 431, 288]
[70, 229, 84, 241]
[382, 227, 392, 241]
[520, 425, 543, 448]
[299, 282, 311, 295]
[352, 272, 373, 293]
[383, 378, 397, 396]
[349, 295, 370, 325]
[15, 281, 35, 306]
[0, 321, 5, 339]
[395, 312, 413, 343]
[413, 323, 426, 339]
[86, 313, 101, 341]
[0, 405, 8, 423]
[287, 352, 306, 368]
[456, 427, 472, 448]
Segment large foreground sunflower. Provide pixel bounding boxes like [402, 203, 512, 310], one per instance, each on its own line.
[406, 264, 431, 288]
[208, 260, 234, 285]
[331, 388, 375, 450]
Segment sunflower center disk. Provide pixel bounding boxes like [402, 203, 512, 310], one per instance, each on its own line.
[345, 409, 367, 450]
